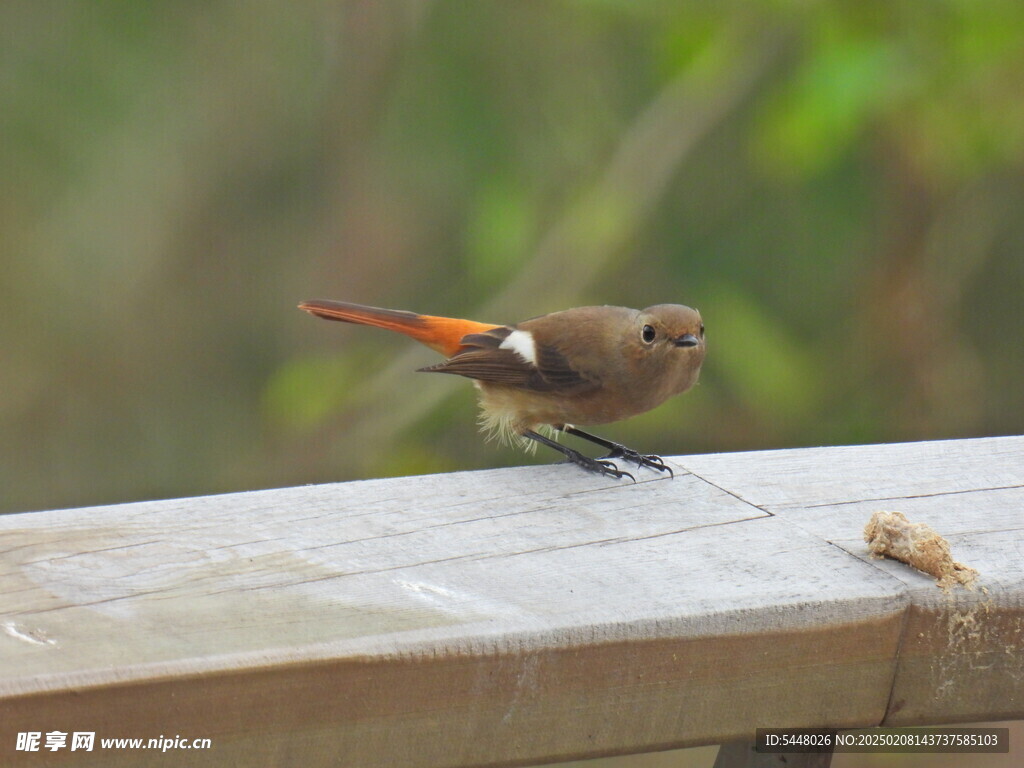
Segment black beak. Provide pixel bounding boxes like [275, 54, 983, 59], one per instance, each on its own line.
[673, 333, 700, 348]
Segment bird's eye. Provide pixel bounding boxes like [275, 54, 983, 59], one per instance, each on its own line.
[699, 323, 705, 338]
[641, 324, 656, 344]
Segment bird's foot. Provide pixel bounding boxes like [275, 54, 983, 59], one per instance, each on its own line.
[603, 446, 674, 477]
[558, 425, 673, 478]
[565, 453, 636, 483]
[522, 428, 635, 482]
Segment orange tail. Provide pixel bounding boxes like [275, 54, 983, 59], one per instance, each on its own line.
[298, 300, 499, 357]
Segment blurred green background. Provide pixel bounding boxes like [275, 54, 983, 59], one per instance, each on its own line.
[3, 0, 1023, 515]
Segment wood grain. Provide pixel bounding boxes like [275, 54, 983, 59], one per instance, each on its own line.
[1, 437, 1021, 766]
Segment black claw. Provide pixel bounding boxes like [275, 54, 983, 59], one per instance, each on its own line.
[594, 459, 635, 482]
[604, 447, 674, 477]
[565, 455, 634, 482]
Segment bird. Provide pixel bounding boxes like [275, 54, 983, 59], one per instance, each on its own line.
[297, 300, 706, 480]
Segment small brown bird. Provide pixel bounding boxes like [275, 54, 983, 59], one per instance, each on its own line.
[298, 300, 706, 480]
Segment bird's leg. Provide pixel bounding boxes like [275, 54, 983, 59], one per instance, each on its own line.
[559, 425, 673, 477]
[522, 430, 635, 482]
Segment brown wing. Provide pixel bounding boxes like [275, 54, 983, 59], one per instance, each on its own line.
[418, 326, 597, 393]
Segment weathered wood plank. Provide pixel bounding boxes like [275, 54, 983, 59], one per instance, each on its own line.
[679, 435, 1024, 512]
[677, 436, 1024, 730]
[1, 467, 773, 683]
[0, 437, 1021, 767]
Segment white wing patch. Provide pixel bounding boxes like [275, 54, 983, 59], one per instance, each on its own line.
[498, 329, 538, 365]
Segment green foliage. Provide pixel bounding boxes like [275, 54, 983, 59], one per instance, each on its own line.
[463, 179, 536, 289]
[705, 285, 823, 423]
[756, 36, 907, 178]
[262, 356, 357, 433]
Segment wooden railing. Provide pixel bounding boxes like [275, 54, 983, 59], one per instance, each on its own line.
[2, 436, 1022, 767]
